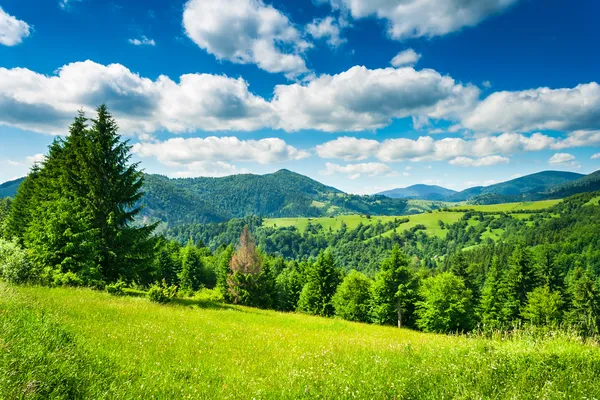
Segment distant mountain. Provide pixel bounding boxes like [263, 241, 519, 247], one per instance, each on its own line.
[542, 169, 600, 199]
[141, 169, 409, 225]
[0, 177, 24, 198]
[378, 184, 457, 201]
[447, 171, 584, 202]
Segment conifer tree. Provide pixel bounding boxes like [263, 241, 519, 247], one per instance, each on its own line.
[84, 105, 156, 282]
[275, 261, 304, 311]
[371, 246, 418, 328]
[227, 226, 266, 306]
[501, 246, 536, 322]
[179, 239, 205, 292]
[4, 164, 40, 243]
[297, 250, 341, 317]
[566, 266, 600, 336]
[479, 256, 504, 330]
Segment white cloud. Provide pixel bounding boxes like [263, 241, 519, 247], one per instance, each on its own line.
[321, 162, 392, 179]
[272, 65, 480, 132]
[390, 49, 421, 67]
[59, 0, 82, 10]
[133, 137, 308, 167]
[0, 60, 274, 134]
[173, 161, 249, 178]
[592, 153, 600, 160]
[0, 7, 31, 46]
[482, 81, 492, 89]
[306, 16, 345, 47]
[449, 155, 509, 167]
[317, 131, 600, 164]
[325, 0, 520, 39]
[128, 36, 156, 46]
[548, 153, 576, 165]
[7, 153, 45, 167]
[315, 137, 379, 161]
[182, 0, 310, 77]
[462, 83, 600, 134]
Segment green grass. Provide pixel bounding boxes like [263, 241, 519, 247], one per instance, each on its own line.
[264, 199, 560, 241]
[3, 283, 600, 399]
[449, 199, 562, 212]
[585, 196, 600, 206]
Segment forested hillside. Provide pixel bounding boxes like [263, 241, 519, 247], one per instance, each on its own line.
[378, 184, 457, 200]
[446, 170, 584, 202]
[0, 178, 24, 198]
[142, 170, 409, 224]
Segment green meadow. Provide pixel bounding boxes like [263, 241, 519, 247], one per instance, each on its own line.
[2, 282, 600, 399]
[264, 199, 561, 240]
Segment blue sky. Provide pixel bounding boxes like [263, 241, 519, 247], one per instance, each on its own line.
[0, 0, 599, 193]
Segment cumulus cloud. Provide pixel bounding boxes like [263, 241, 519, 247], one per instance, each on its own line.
[592, 153, 600, 160]
[0, 60, 274, 134]
[182, 0, 310, 77]
[272, 65, 480, 132]
[306, 16, 346, 47]
[325, 0, 520, 39]
[128, 36, 155, 46]
[133, 136, 309, 166]
[0, 7, 31, 46]
[172, 161, 249, 178]
[321, 162, 392, 179]
[390, 49, 421, 67]
[462, 83, 600, 134]
[7, 153, 46, 167]
[317, 131, 600, 164]
[449, 155, 509, 167]
[315, 137, 379, 161]
[548, 153, 576, 166]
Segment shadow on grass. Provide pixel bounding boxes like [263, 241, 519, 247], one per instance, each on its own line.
[171, 297, 258, 314]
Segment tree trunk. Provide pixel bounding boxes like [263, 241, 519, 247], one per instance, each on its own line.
[397, 298, 402, 328]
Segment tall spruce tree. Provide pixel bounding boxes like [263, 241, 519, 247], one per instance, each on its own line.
[84, 105, 156, 282]
[179, 239, 205, 292]
[9, 106, 155, 285]
[501, 246, 536, 322]
[479, 256, 504, 330]
[567, 266, 600, 336]
[4, 164, 40, 244]
[371, 246, 418, 328]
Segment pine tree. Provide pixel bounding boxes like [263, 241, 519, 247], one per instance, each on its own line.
[566, 266, 600, 336]
[179, 239, 205, 292]
[371, 246, 418, 328]
[479, 256, 504, 330]
[227, 226, 266, 306]
[83, 105, 156, 282]
[275, 262, 304, 311]
[4, 164, 40, 243]
[297, 250, 341, 317]
[501, 246, 536, 322]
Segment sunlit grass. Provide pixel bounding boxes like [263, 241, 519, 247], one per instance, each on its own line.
[2, 282, 600, 399]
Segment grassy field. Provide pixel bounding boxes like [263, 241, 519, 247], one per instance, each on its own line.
[264, 199, 562, 241]
[2, 282, 600, 399]
[448, 199, 562, 212]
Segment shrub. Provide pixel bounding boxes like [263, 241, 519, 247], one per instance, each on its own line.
[53, 271, 84, 287]
[106, 280, 127, 296]
[0, 238, 36, 284]
[194, 288, 225, 303]
[148, 280, 178, 304]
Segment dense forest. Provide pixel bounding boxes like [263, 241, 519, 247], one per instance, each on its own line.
[0, 107, 599, 337]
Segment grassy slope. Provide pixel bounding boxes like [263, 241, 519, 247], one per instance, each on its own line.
[264, 199, 562, 240]
[2, 283, 600, 399]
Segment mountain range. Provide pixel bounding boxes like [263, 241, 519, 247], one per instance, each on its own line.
[2, 168, 599, 224]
